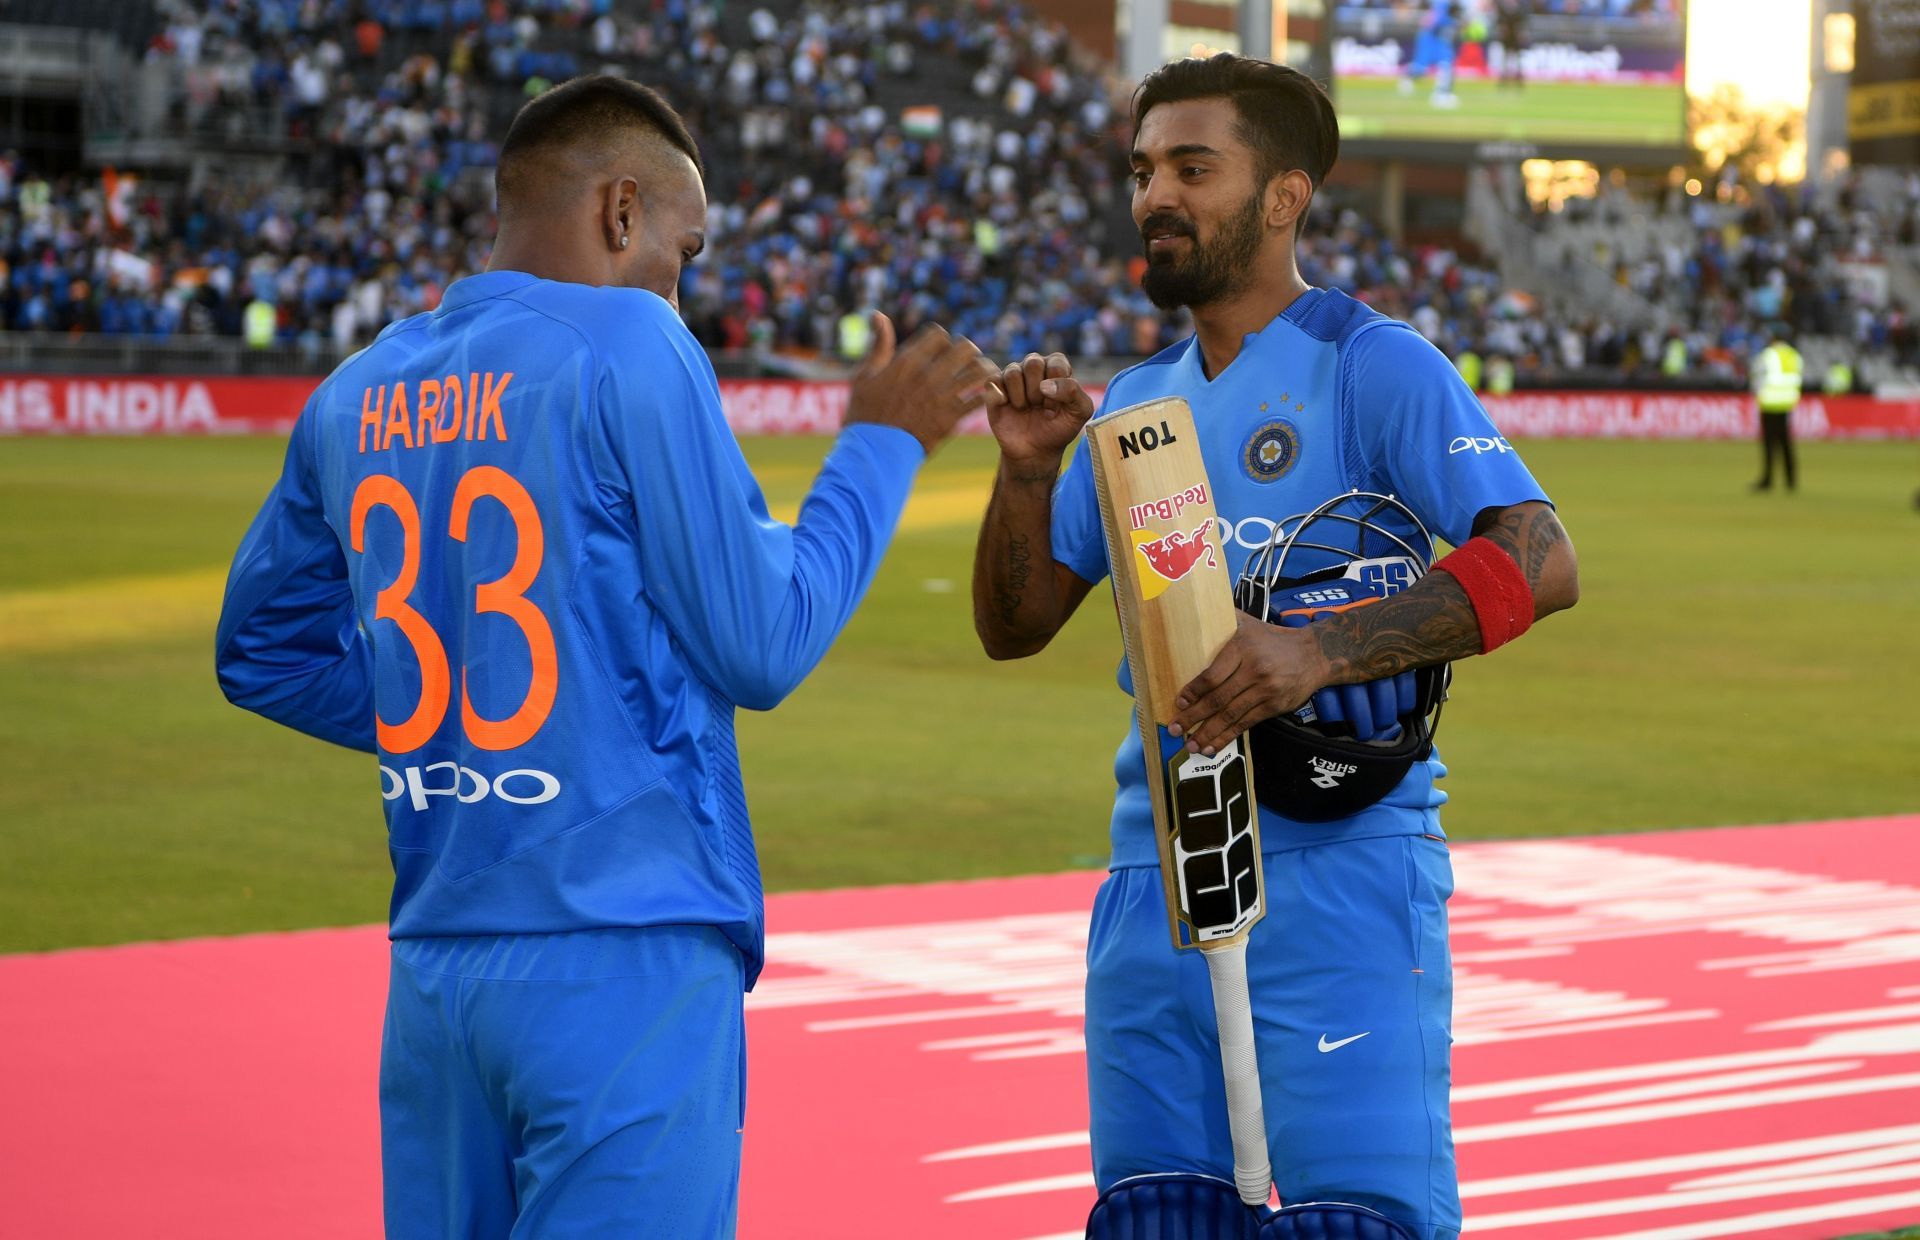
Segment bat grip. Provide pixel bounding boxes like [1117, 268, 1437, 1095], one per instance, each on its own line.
[1204, 939, 1272, 1206]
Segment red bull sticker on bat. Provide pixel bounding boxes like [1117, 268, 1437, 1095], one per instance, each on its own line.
[1132, 521, 1218, 600]
[1127, 483, 1211, 531]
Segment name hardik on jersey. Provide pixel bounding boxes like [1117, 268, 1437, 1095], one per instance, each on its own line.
[217, 272, 925, 980]
[1051, 287, 1548, 869]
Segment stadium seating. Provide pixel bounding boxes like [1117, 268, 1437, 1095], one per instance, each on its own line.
[0, 0, 1912, 393]
[0, 0, 160, 50]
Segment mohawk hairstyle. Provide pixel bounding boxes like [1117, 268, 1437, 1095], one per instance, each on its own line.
[496, 75, 703, 206]
[1132, 54, 1340, 231]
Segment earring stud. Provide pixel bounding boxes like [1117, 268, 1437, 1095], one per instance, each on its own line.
[619, 235, 630, 248]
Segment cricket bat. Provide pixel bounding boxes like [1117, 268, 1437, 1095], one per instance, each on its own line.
[1085, 396, 1271, 1206]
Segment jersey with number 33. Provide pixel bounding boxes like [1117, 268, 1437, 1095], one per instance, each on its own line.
[217, 271, 925, 980]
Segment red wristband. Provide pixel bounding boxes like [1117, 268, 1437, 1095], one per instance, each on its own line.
[1434, 537, 1534, 653]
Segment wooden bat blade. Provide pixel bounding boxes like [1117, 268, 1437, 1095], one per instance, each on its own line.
[1086, 397, 1264, 952]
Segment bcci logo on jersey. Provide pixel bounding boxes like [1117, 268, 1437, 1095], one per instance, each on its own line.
[1242, 418, 1301, 484]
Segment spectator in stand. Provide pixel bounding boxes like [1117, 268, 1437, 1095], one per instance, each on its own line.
[1824, 355, 1854, 396]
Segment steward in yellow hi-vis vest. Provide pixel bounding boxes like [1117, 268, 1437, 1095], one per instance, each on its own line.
[1751, 335, 1803, 493]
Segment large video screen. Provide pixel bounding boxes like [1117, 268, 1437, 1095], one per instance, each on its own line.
[1850, 0, 1920, 167]
[1331, 1, 1688, 151]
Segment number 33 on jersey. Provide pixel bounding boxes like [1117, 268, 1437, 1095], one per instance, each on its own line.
[217, 275, 893, 958]
[352, 463, 562, 812]
[342, 367, 565, 816]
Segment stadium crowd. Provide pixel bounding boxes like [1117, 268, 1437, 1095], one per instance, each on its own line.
[1554, 176, 1920, 381]
[0, 0, 1907, 389]
[1338, 1, 1680, 17]
[7, 0, 1191, 360]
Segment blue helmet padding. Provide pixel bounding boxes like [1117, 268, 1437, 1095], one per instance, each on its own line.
[1086, 1173, 1266, 1240]
[1259, 1201, 1419, 1240]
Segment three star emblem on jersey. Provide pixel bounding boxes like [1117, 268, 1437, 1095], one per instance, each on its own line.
[1242, 417, 1301, 484]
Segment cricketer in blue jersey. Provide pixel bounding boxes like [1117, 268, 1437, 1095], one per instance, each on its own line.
[1400, 0, 1466, 106]
[974, 56, 1579, 1240]
[216, 77, 997, 1239]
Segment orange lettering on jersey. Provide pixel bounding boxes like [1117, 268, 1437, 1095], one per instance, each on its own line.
[385, 382, 415, 450]
[477, 371, 512, 441]
[437, 375, 464, 444]
[417, 379, 444, 445]
[359, 384, 387, 453]
[466, 371, 480, 439]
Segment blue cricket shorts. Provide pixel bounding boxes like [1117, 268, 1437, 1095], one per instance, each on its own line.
[1086, 834, 1460, 1240]
[380, 924, 746, 1239]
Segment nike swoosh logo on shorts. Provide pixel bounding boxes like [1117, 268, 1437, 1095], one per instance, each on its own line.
[1318, 1032, 1371, 1053]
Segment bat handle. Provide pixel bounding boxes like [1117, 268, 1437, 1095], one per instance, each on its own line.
[1204, 939, 1272, 1207]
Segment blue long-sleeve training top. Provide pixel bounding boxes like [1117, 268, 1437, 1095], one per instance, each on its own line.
[216, 271, 923, 983]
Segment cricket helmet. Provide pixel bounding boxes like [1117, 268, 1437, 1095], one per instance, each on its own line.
[1233, 490, 1449, 823]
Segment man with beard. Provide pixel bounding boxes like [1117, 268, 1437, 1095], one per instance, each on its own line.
[972, 54, 1578, 1239]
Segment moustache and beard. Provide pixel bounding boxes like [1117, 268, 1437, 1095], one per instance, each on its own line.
[1139, 191, 1267, 311]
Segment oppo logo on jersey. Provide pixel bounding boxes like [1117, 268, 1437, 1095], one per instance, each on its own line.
[1215, 514, 1306, 553]
[380, 761, 562, 812]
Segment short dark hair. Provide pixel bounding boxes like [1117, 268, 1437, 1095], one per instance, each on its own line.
[496, 75, 703, 204]
[1132, 54, 1340, 194]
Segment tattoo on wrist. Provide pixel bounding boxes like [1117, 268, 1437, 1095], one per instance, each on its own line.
[1003, 465, 1057, 486]
[994, 532, 1033, 627]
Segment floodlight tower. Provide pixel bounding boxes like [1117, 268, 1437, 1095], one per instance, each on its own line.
[1806, 0, 1853, 184]
[1123, 0, 1170, 81]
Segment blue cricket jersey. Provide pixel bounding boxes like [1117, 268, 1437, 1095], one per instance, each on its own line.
[1051, 287, 1548, 869]
[216, 271, 925, 981]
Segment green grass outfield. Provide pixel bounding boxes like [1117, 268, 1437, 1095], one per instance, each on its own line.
[3, 434, 1918, 954]
[1335, 75, 1686, 144]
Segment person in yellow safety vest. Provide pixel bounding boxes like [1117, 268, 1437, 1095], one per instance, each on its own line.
[1824, 358, 1853, 396]
[836, 308, 874, 362]
[1485, 353, 1515, 396]
[1750, 331, 1803, 493]
[243, 296, 278, 350]
[1661, 333, 1687, 378]
[1455, 346, 1483, 392]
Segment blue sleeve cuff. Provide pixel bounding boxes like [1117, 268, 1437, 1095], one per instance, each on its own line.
[836, 421, 928, 472]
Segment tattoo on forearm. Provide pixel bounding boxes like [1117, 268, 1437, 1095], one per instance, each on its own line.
[1315, 505, 1567, 681]
[973, 459, 1065, 646]
[994, 532, 1032, 628]
[1314, 574, 1481, 683]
